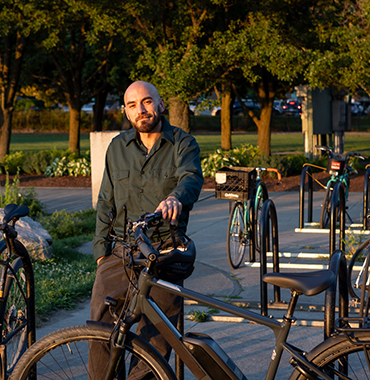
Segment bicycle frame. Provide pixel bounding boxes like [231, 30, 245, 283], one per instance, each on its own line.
[105, 270, 333, 380]
[326, 174, 349, 203]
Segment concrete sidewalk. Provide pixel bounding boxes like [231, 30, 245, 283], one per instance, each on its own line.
[29, 187, 368, 379]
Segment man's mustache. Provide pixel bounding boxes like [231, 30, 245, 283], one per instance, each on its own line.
[135, 113, 152, 122]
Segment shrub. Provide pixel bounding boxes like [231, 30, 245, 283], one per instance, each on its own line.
[38, 209, 96, 240]
[44, 156, 91, 177]
[201, 146, 333, 178]
[0, 151, 26, 175]
[201, 144, 262, 178]
[0, 171, 44, 216]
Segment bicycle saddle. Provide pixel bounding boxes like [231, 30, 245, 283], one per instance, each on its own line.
[3, 204, 30, 223]
[263, 270, 335, 296]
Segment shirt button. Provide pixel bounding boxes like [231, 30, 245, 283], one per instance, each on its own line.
[140, 189, 144, 193]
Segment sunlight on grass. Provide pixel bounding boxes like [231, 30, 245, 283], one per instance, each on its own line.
[10, 133, 91, 153]
[10, 131, 370, 157]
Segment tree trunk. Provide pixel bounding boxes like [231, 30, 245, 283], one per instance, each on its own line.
[0, 108, 13, 158]
[69, 106, 81, 155]
[0, 33, 27, 161]
[221, 81, 232, 151]
[254, 71, 275, 156]
[92, 90, 109, 132]
[168, 97, 190, 132]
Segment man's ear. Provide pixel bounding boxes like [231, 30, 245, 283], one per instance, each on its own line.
[159, 98, 166, 113]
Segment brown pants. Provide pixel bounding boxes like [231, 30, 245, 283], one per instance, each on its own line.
[89, 244, 182, 379]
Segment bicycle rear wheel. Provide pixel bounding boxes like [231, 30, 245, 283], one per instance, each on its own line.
[320, 185, 333, 229]
[10, 324, 176, 380]
[227, 202, 248, 269]
[289, 331, 370, 379]
[0, 254, 28, 377]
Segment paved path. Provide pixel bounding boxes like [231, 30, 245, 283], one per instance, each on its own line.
[27, 187, 368, 379]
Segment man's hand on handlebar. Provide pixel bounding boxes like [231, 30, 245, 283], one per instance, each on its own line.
[155, 196, 182, 225]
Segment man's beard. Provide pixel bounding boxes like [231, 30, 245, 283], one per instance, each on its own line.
[132, 107, 161, 133]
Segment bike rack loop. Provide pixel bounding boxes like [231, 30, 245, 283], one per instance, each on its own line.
[363, 166, 370, 230]
[329, 181, 346, 257]
[299, 165, 313, 229]
[324, 249, 348, 340]
[260, 199, 280, 317]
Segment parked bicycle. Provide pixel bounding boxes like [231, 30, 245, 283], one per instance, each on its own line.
[11, 211, 370, 380]
[315, 145, 367, 229]
[0, 203, 35, 379]
[216, 166, 281, 269]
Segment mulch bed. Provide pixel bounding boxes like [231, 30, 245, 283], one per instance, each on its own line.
[0, 170, 367, 192]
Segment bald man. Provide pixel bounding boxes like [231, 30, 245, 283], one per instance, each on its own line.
[89, 81, 204, 378]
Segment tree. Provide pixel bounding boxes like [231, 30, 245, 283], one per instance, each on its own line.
[28, 0, 123, 154]
[199, 2, 309, 154]
[123, 0, 219, 133]
[304, 0, 370, 97]
[0, 0, 44, 160]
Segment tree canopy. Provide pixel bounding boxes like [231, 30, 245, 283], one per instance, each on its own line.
[0, 0, 366, 160]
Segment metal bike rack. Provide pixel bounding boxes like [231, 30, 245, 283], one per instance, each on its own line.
[363, 166, 370, 230]
[299, 165, 313, 229]
[260, 199, 280, 317]
[324, 249, 348, 340]
[329, 181, 346, 257]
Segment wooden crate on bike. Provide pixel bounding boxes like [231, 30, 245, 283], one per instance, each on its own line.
[215, 167, 257, 201]
[327, 156, 346, 176]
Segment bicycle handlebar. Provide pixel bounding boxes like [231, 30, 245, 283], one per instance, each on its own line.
[315, 145, 367, 161]
[255, 167, 283, 181]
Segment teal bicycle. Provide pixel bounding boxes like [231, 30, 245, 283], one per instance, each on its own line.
[216, 167, 282, 269]
[316, 146, 367, 229]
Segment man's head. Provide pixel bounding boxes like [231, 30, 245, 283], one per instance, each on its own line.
[124, 81, 165, 133]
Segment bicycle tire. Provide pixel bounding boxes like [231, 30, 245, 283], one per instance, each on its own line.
[289, 331, 370, 379]
[10, 324, 176, 380]
[0, 252, 28, 377]
[254, 182, 268, 253]
[320, 185, 333, 229]
[227, 202, 248, 269]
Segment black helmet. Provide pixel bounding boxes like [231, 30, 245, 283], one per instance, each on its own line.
[154, 236, 196, 283]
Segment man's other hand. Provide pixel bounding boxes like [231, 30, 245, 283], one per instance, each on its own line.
[155, 196, 182, 225]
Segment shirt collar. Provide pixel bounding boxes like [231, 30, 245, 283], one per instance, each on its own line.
[125, 116, 174, 147]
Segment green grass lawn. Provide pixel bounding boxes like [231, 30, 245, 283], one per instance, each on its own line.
[10, 131, 370, 156]
[10, 133, 91, 154]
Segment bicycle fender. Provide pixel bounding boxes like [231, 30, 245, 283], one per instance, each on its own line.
[86, 320, 115, 333]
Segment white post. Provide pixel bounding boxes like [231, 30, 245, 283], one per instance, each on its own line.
[90, 131, 121, 209]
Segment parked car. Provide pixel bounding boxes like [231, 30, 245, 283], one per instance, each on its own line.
[351, 102, 364, 116]
[282, 99, 302, 116]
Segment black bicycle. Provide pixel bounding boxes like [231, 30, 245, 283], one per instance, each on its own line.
[0, 204, 35, 379]
[11, 210, 370, 379]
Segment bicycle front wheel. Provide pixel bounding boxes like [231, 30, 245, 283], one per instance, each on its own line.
[227, 202, 248, 269]
[289, 332, 370, 379]
[254, 182, 268, 253]
[0, 255, 28, 376]
[10, 324, 176, 380]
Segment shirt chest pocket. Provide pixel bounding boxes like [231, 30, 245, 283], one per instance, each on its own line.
[112, 170, 130, 201]
[152, 168, 177, 197]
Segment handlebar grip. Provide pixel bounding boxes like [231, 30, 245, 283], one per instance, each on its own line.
[134, 228, 159, 259]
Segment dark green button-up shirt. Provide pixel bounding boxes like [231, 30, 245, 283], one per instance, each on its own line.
[93, 117, 204, 261]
